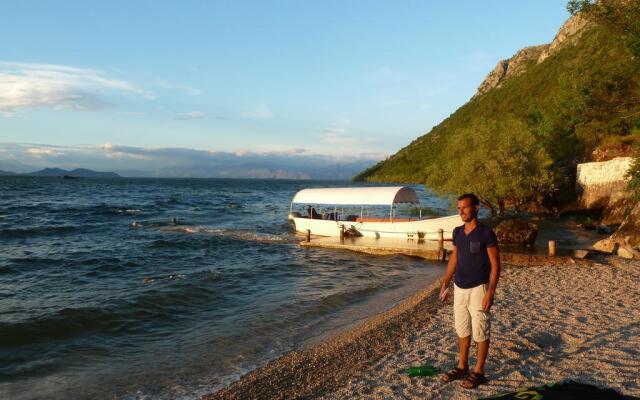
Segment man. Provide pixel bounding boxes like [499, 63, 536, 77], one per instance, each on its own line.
[439, 193, 500, 389]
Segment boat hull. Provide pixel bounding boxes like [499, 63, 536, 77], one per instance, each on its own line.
[292, 215, 462, 240]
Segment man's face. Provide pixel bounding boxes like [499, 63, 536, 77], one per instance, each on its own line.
[457, 198, 478, 222]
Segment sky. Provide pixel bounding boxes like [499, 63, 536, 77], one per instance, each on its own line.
[0, 1, 571, 176]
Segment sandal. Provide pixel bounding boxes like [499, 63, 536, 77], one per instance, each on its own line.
[440, 366, 469, 382]
[460, 371, 487, 389]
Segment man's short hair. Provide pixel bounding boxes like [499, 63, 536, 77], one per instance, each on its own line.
[457, 193, 480, 206]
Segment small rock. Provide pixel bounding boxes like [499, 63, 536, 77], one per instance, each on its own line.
[617, 246, 637, 259]
[592, 238, 615, 253]
[573, 249, 589, 259]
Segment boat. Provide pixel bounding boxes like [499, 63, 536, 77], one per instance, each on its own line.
[288, 186, 462, 240]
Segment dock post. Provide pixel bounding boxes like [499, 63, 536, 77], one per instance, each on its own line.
[306, 229, 311, 242]
[438, 229, 444, 260]
[548, 240, 556, 256]
[340, 225, 345, 241]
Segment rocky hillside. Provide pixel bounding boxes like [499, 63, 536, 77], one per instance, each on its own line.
[355, 12, 640, 195]
[476, 15, 588, 96]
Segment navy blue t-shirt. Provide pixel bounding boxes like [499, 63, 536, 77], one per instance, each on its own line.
[453, 223, 498, 289]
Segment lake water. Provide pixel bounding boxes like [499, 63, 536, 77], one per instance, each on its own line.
[0, 177, 450, 399]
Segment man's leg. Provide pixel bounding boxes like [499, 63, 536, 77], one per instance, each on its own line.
[474, 339, 489, 373]
[442, 285, 472, 382]
[454, 284, 472, 369]
[458, 335, 471, 369]
[459, 283, 491, 388]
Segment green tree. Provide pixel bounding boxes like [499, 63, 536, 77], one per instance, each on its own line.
[627, 148, 640, 201]
[424, 117, 553, 216]
[568, 0, 640, 58]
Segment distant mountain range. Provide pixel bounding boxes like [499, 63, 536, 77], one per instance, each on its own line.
[0, 155, 378, 180]
[0, 168, 121, 178]
[0, 144, 381, 180]
[0, 162, 375, 180]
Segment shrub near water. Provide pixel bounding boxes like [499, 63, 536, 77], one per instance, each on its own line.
[424, 117, 552, 216]
[626, 150, 640, 202]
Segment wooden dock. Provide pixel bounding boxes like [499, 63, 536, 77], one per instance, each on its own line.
[299, 236, 589, 264]
[300, 236, 452, 261]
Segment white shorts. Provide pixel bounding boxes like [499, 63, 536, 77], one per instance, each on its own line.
[453, 283, 490, 342]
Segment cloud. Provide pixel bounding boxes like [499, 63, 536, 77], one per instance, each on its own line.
[117, 111, 147, 116]
[321, 120, 360, 146]
[322, 132, 359, 146]
[176, 111, 205, 120]
[287, 148, 306, 155]
[100, 142, 155, 160]
[244, 103, 273, 119]
[154, 79, 202, 96]
[322, 127, 347, 135]
[0, 61, 153, 113]
[233, 147, 307, 157]
[26, 147, 65, 157]
[0, 142, 383, 179]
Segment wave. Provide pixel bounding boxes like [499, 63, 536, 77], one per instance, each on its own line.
[148, 238, 202, 249]
[160, 226, 295, 244]
[0, 225, 77, 239]
[0, 265, 14, 274]
[53, 204, 146, 217]
[142, 273, 187, 284]
[0, 271, 223, 349]
[302, 285, 385, 317]
[247, 284, 389, 336]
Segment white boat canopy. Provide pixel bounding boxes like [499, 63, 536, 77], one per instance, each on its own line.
[291, 186, 419, 206]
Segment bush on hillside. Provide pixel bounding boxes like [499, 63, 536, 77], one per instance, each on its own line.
[568, 0, 640, 58]
[627, 149, 640, 202]
[423, 117, 552, 216]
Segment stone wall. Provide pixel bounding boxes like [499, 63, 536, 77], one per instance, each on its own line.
[576, 157, 632, 209]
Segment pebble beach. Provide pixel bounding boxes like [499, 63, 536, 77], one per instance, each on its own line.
[207, 254, 640, 399]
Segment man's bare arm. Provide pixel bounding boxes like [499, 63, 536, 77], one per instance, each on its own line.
[483, 245, 501, 311]
[439, 245, 457, 300]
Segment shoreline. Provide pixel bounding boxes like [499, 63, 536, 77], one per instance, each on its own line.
[204, 254, 640, 399]
[204, 280, 445, 399]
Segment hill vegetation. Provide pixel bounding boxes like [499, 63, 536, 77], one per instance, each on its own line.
[356, 1, 640, 215]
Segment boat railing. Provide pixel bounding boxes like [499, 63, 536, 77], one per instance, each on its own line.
[355, 216, 424, 223]
[293, 213, 436, 222]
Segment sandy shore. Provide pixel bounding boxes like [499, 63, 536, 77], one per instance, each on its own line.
[204, 255, 640, 399]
